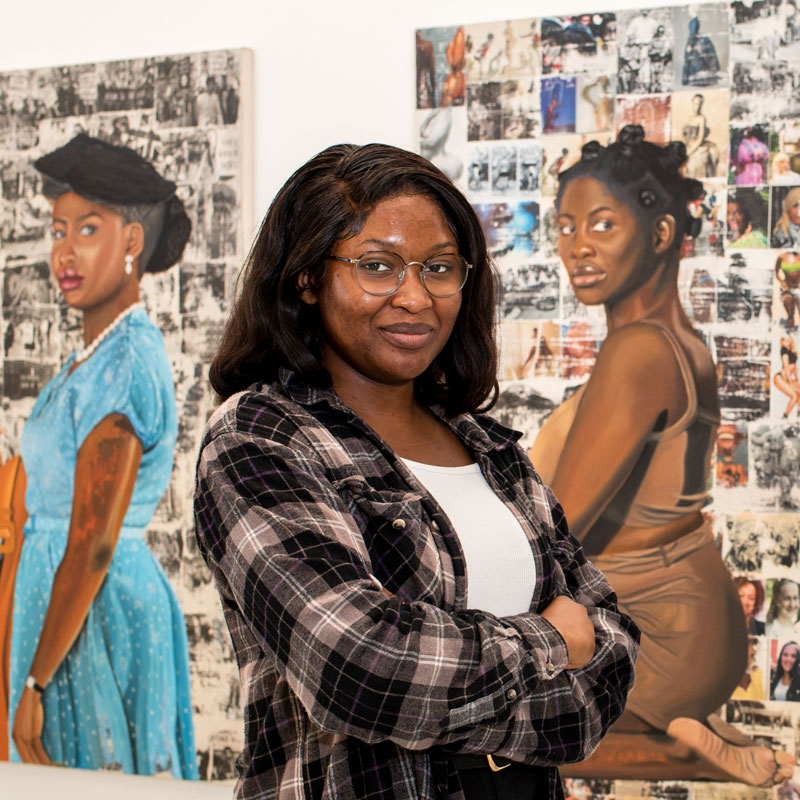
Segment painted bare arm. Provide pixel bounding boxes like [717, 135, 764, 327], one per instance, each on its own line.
[12, 413, 142, 764]
[543, 324, 686, 540]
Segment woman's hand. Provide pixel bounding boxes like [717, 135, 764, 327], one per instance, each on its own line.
[11, 686, 52, 765]
[541, 595, 596, 669]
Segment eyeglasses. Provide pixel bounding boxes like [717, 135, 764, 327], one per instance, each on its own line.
[327, 251, 472, 298]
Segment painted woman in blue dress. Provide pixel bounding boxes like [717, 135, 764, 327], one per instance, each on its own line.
[7, 134, 197, 778]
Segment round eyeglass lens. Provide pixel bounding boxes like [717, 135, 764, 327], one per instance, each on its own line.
[354, 252, 403, 295]
[420, 254, 468, 297]
[354, 251, 468, 297]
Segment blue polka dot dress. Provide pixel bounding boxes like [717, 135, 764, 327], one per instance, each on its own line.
[9, 307, 197, 778]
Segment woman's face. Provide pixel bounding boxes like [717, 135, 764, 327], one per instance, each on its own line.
[777, 582, 800, 622]
[739, 582, 757, 618]
[557, 176, 653, 307]
[303, 193, 462, 395]
[50, 191, 132, 312]
[781, 644, 798, 673]
[788, 199, 800, 226]
[727, 201, 744, 236]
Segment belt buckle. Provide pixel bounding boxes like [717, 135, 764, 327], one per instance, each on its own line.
[486, 754, 511, 772]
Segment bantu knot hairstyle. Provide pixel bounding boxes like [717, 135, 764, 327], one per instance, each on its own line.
[557, 124, 705, 243]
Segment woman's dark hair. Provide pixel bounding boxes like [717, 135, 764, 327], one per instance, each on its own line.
[734, 575, 765, 616]
[771, 641, 800, 697]
[210, 143, 497, 416]
[556, 124, 705, 243]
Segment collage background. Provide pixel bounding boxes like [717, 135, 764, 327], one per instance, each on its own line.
[417, 4, 800, 798]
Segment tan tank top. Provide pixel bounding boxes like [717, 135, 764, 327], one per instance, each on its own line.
[531, 319, 719, 528]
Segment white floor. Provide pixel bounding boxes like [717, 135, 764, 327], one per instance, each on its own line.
[0, 762, 234, 799]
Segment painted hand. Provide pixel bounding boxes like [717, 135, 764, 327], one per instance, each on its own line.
[11, 686, 52, 765]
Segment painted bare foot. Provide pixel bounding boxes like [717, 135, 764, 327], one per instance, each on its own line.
[667, 717, 795, 787]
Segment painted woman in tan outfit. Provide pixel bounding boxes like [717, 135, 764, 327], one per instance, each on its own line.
[531, 125, 795, 786]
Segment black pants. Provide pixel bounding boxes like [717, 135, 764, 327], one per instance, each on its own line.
[451, 754, 551, 799]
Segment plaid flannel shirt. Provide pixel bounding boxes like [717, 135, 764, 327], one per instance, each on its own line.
[193, 370, 639, 800]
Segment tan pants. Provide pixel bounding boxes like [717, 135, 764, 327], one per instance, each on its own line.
[592, 523, 747, 731]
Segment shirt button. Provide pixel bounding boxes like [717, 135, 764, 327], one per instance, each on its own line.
[506, 688, 517, 700]
[392, 518, 406, 530]
[545, 661, 555, 676]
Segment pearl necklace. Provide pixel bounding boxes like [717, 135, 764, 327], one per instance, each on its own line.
[75, 302, 145, 363]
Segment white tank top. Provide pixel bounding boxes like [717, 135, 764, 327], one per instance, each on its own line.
[401, 459, 536, 617]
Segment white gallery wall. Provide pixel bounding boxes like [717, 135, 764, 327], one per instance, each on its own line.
[1, 0, 670, 237]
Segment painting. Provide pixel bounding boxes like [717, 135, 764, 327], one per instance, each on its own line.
[0, 48, 252, 781]
[418, 2, 800, 796]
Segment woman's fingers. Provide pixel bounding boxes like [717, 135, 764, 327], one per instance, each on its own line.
[12, 722, 35, 764]
[30, 735, 52, 765]
[12, 733, 32, 763]
[541, 595, 596, 669]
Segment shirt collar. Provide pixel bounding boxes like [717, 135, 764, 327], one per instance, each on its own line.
[277, 366, 337, 407]
[276, 367, 522, 454]
[443, 411, 523, 454]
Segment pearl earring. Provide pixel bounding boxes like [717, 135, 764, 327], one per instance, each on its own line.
[124, 254, 134, 275]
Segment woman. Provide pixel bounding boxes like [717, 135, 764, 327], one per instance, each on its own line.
[681, 94, 720, 179]
[777, 251, 800, 331]
[727, 189, 769, 248]
[193, 143, 639, 800]
[770, 152, 800, 185]
[773, 187, 800, 249]
[770, 642, 800, 702]
[531, 125, 793, 785]
[775, 335, 800, 417]
[735, 576, 766, 635]
[7, 134, 197, 777]
[440, 26, 466, 107]
[734, 127, 769, 186]
[681, 17, 720, 87]
[766, 579, 800, 638]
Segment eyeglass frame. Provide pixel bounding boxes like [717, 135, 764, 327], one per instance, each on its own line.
[326, 251, 473, 298]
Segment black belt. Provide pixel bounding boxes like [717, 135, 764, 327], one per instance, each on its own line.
[450, 753, 513, 772]
[447, 753, 551, 799]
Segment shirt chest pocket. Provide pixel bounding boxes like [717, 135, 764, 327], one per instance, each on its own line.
[334, 479, 445, 605]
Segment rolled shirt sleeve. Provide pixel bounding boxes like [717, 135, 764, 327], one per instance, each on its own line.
[194, 392, 639, 765]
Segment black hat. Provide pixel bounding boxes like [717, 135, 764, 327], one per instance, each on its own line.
[34, 134, 190, 272]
